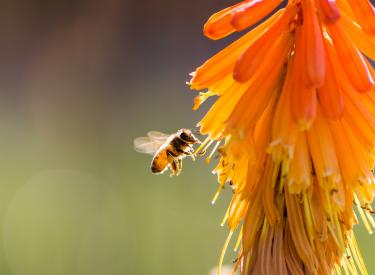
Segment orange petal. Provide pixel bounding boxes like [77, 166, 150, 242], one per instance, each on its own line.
[322, 23, 375, 150]
[309, 182, 328, 241]
[327, 23, 374, 92]
[345, 0, 375, 35]
[340, 81, 375, 151]
[230, 0, 283, 31]
[191, 9, 282, 90]
[306, 106, 340, 182]
[269, 58, 299, 161]
[228, 195, 249, 230]
[226, 32, 294, 132]
[301, 0, 326, 88]
[290, 76, 317, 130]
[233, 5, 297, 82]
[330, 121, 373, 189]
[287, 132, 312, 193]
[336, 0, 355, 18]
[203, 2, 244, 40]
[291, 28, 317, 129]
[360, 85, 375, 117]
[198, 80, 250, 138]
[317, 38, 345, 120]
[234, 95, 275, 195]
[340, 13, 375, 60]
[316, 0, 341, 24]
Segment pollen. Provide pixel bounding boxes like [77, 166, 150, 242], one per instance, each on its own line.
[189, 0, 375, 274]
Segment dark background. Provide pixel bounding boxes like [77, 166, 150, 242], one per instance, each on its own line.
[0, 0, 373, 274]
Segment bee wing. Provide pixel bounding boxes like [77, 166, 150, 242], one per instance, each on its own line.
[133, 136, 166, 155]
[147, 131, 170, 140]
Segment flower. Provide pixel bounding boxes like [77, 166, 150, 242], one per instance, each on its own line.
[189, 0, 375, 274]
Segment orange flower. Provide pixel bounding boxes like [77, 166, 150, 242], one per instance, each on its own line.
[189, 0, 375, 274]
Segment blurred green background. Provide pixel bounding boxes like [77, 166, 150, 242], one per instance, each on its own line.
[0, 0, 374, 274]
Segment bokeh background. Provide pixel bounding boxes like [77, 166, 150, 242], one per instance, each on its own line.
[0, 0, 374, 274]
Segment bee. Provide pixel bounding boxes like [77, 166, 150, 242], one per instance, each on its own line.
[134, 129, 200, 176]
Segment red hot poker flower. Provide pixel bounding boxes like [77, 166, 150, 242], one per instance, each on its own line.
[189, 0, 375, 274]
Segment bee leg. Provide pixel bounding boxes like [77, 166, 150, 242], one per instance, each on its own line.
[169, 160, 177, 177]
[184, 146, 196, 161]
[188, 145, 195, 153]
[177, 158, 182, 176]
[184, 145, 195, 160]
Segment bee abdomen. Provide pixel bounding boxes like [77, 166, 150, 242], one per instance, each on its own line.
[151, 150, 169, 174]
[151, 162, 163, 173]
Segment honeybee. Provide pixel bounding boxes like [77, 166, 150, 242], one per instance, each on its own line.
[134, 129, 200, 176]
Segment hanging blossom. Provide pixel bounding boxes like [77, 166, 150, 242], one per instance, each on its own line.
[189, 0, 375, 274]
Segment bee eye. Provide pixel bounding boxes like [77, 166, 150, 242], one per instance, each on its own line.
[180, 132, 189, 141]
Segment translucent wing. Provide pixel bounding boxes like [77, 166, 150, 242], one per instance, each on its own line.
[134, 136, 166, 155]
[147, 131, 169, 140]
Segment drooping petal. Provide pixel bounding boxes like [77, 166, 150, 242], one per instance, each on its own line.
[335, 0, 355, 18]
[203, 0, 286, 40]
[327, 22, 374, 92]
[341, 82, 375, 153]
[233, 5, 297, 82]
[198, 80, 250, 138]
[330, 121, 373, 190]
[306, 106, 341, 184]
[191, 10, 282, 90]
[345, 0, 375, 35]
[309, 180, 328, 241]
[231, 0, 284, 31]
[226, 32, 293, 133]
[228, 194, 249, 230]
[288, 132, 312, 193]
[301, 0, 326, 88]
[317, 37, 345, 120]
[203, 1, 246, 40]
[340, 13, 375, 60]
[316, 0, 341, 24]
[269, 58, 298, 164]
[291, 28, 317, 129]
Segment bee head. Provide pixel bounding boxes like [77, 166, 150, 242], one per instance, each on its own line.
[179, 129, 199, 144]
